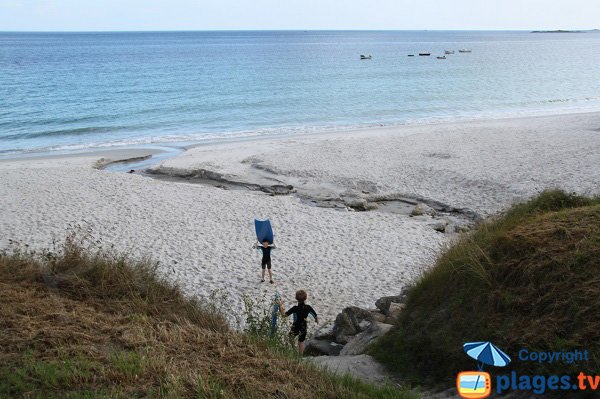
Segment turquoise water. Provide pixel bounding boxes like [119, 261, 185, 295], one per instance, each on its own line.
[1, 30, 600, 155]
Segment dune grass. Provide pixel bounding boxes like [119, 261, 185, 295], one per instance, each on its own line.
[0, 232, 417, 399]
[371, 190, 600, 386]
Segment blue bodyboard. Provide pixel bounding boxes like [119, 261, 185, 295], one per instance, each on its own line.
[270, 292, 281, 337]
[254, 219, 274, 244]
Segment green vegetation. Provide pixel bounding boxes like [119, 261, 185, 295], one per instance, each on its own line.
[372, 190, 600, 384]
[0, 231, 416, 398]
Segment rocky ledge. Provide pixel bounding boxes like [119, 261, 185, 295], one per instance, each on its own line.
[304, 288, 409, 358]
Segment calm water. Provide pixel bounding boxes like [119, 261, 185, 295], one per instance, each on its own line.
[1, 30, 600, 155]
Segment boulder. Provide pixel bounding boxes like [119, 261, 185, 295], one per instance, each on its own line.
[365, 202, 379, 211]
[262, 184, 295, 195]
[304, 339, 344, 356]
[333, 306, 374, 344]
[432, 219, 449, 233]
[344, 197, 368, 211]
[340, 322, 394, 356]
[306, 354, 394, 385]
[312, 321, 335, 340]
[358, 320, 371, 330]
[410, 203, 437, 217]
[375, 291, 408, 315]
[370, 310, 387, 323]
[384, 302, 405, 324]
[388, 302, 405, 315]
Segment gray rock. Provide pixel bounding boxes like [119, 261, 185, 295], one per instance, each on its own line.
[312, 321, 335, 340]
[333, 314, 355, 343]
[385, 302, 405, 323]
[304, 339, 344, 356]
[358, 320, 371, 330]
[411, 203, 437, 217]
[370, 310, 387, 323]
[375, 291, 408, 315]
[344, 197, 368, 211]
[333, 306, 374, 344]
[262, 184, 295, 195]
[306, 354, 394, 385]
[365, 202, 379, 210]
[432, 220, 449, 233]
[340, 322, 394, 356]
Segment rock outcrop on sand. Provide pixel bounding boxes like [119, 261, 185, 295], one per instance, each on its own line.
[306, 287, 409, 358]
[304, 288, 410, 385]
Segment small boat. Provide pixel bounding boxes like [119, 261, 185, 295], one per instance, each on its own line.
[360, 54, 372, 60]
[444, 50, 455, 54]
[418, 53, 431, 56]
[407, 54, 415, 57]
[437, 56, 446, 59]
[458, 49, 472, 53]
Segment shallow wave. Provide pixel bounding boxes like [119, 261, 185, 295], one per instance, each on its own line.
[1, 125, 136, 141]
[544, 96, 600, 104]
[3, 103, 600, 158]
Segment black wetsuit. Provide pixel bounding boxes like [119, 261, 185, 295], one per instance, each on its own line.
[258, 246, 273, 269]
[285, 303, 318, 342]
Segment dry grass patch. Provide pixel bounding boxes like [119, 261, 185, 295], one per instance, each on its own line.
[0, 233, 416, 399]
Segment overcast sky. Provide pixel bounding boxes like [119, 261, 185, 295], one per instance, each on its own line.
[1, 0, 598, 31]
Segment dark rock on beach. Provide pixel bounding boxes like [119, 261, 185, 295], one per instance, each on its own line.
[304, 339, 344, 356]
[374, 289, 410, 315]
[333, 306, 374, 344]
[305, 288, 411, 359]
[411, 203, 437, 217]
[385, 303, 405, 324]
[261, 184, 295, 195]
[340, 322, 394, 356]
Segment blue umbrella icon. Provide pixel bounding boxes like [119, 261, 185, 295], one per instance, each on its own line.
[464, 341, 511, 370]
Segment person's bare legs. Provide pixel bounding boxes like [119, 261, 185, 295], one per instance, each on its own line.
[298, 341, 305, 354]
[261, 268, 266, 282]
[268, 268, 273, 283]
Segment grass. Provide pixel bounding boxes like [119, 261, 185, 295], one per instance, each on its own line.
[371, 190, 600, 387]
[0, 230, 417, 399]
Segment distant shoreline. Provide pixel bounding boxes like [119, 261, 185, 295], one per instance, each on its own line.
[1, 29, 598, 34]
[531, 30, 584, 33]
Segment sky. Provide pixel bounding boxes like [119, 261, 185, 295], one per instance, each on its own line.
[0, 0, 598, 31]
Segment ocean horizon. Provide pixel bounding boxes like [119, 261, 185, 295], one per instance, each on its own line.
[2, 30, 600, 155]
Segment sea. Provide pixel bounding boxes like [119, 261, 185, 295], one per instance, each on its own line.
[1, 30, 600, 156]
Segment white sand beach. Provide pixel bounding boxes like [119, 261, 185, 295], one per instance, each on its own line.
[1, 112, 599, 324]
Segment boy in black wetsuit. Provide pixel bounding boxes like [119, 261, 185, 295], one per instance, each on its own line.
[279, 290, 318, 354]
[253, 240, 276, 283]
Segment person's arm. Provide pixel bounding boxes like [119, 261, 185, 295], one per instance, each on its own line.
[270, 243, 276, 249]
[278, 301, 285, 317]
[308, 306, 319, 324]
[278, 300, 288, 317]
[280, 303, 296, 318]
